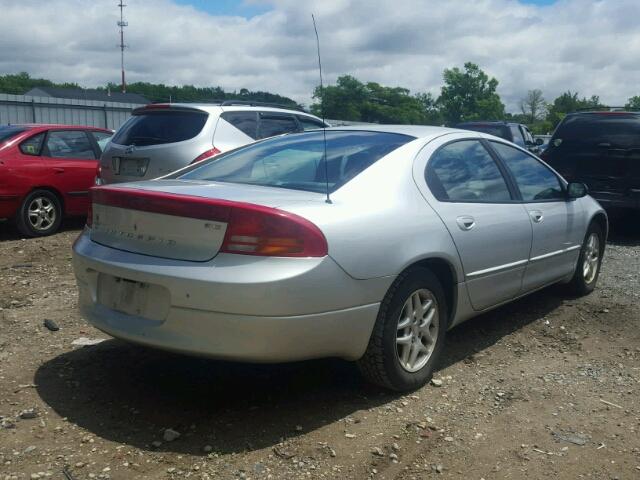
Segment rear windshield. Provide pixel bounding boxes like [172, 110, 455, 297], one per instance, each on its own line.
[456, 124, 511, 141]
[552, 114, 640, 148]
[177, 130, 414, 193]
[0, 126, 27, 144]
[111, 110, 208, 146]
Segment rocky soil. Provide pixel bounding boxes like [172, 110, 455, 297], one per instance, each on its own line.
[0, 219, 639, 480]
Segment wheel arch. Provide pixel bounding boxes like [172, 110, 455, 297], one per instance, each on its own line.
[27, 186, 66, 214]
[589, 211, 608, 243]
[400, 256, 458, 326]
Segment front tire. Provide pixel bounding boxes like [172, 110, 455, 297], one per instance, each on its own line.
[357, 267, 448, 391]
[567, 222, 604, 296]
[16, 190, 62, 237]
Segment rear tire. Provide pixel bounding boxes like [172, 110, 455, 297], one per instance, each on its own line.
[357, 267, 448, 392]
[567, 222, 604, 296]
[16, 190, 62, 237]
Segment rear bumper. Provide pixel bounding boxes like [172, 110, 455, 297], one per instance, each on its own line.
[72, 230, 390, 362]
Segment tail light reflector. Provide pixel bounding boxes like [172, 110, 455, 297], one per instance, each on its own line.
[88, 186, 328, 257]
[191, 147, 221, 164]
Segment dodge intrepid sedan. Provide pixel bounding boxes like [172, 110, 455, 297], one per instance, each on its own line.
[73, 126, 607, 391]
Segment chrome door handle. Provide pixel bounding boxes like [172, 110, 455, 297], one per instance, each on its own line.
[456, 216, 475, 231]
[530, 210, 544, 223]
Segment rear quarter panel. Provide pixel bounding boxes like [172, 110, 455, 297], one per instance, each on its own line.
[282, 138, 464, 282]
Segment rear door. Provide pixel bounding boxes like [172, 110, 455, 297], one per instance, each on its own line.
[42, 130, 98, 215]
[489, 141, 584, 290]
[421, 138, 532, 311]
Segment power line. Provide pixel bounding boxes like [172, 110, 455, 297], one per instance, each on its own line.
[117, 2, 128, 93]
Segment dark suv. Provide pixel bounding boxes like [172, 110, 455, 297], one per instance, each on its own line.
[455, 121, 543, 153]
[541, 111, 640, 211]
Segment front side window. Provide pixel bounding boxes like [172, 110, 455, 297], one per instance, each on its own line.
[257, 115, 299, 139]
[491, 142, 564, 201]
[45, 131, 96, 159]
[178, 130, 414, 193]
[19, 132, 45, 156]
[426, 140, 512, 202]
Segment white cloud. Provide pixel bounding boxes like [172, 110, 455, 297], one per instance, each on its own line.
[0, 0, 638, 111]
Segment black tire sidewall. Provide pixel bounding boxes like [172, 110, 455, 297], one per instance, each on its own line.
[380, 268, 448, 391]
[17, 190, 62, 237]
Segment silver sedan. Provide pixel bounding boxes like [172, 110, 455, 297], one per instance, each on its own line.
[72, 126, 607, 391]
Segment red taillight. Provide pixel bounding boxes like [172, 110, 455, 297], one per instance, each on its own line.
[89, 186, 328, 257]
[221, 206, 327, 257]
[191, 147, 221, 164]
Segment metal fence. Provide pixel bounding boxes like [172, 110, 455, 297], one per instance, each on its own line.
[0, 93, 139, 130]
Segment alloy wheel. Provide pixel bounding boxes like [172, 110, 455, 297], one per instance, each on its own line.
[396, 288, 439, 373]
[27, 196, 57, 232]
[582, 232, 600, 284]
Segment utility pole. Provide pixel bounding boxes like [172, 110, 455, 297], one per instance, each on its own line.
[117, 2, 128, 93]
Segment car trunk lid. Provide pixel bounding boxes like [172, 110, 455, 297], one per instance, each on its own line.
[89, 181, 326, 261]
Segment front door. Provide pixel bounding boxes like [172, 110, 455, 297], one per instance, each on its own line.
[489, 141, 585, 291]
[419, 138, 533, 311]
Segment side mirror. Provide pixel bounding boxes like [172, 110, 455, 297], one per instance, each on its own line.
[535, 138, 544, 146]
[567, 182, 588, 199]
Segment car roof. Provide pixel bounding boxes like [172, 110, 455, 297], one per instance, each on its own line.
[139, 103, 323, 120]
[323, 124, 460, 139]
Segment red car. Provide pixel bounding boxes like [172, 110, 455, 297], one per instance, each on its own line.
[0, 124, 113, 236]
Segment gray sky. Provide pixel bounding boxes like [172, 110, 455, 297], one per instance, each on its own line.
[0, 0, 637, 111]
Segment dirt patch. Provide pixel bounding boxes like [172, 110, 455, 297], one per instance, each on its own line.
[1, 221, 639, 479]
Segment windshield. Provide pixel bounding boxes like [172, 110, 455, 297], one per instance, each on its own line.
[0, 126, 27, 144]
[177, 130, 414, 193]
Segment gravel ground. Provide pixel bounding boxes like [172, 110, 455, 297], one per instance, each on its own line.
[0, 219, 639, 480]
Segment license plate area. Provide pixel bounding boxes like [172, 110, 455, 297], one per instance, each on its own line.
[112, 157, 150, 176]
[97, 274, 170, 321]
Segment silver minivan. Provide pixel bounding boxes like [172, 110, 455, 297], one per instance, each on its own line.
[98, 102, 328, 184]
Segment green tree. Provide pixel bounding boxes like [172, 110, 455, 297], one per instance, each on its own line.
[311, 75, 429, 124]
[625, 95, 640, 110]
[415, 92, 444, 125]
[546, 91, 604, 127]
[437, 62, 505, 125]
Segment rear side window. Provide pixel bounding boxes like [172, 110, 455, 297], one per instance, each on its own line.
[112, 110, 208, 146]
[552, 114, 640, 148]
[298, 116, 326, 130]
[257, 115, 299, 139]
[45, 131, 96, 159]
[0, 126, 27, 144]
[426, 140, 512, 202]
[220, 111, 258, 139]
[91, 131, 113, 152]
[19, 132, 45, 156]
[491, 142, 564, 201]
[178, 130, 414, 194]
